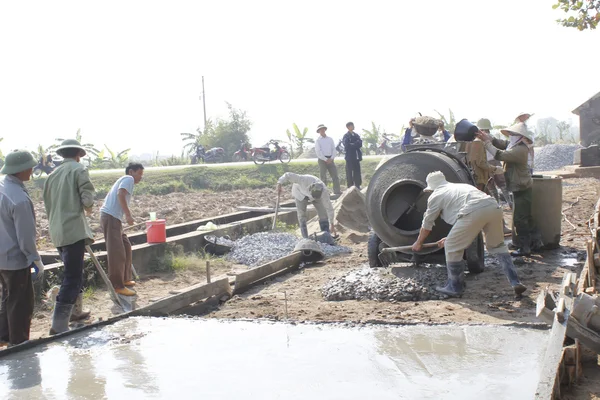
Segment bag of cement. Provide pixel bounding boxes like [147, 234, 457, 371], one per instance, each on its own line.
[197, 222, 218, 231]
[413, 116, 442, 137]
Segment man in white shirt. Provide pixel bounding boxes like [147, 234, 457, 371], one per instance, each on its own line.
[100, 163, 144, 296]
[277, 172, 336, 238]
[314, 124, 341, 195]
[412, 171, 526, 298]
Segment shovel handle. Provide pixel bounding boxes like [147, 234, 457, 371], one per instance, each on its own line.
[272, 191, 281, 231]
[85, 245, 123, 308]
[380, 242, 440, 254]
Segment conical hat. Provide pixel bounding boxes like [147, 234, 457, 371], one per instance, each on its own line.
[501, 122, 533, 142]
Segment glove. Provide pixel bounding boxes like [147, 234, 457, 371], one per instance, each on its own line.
[31, 260, 45, 281]
[494, 166, 504, 175]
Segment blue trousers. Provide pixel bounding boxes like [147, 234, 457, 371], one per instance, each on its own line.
[56, 240, 86, 305]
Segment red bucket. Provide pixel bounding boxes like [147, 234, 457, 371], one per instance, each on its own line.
[146, 219, 167, 243]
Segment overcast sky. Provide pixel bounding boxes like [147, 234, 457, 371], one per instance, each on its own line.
[1, 0, 598, 156]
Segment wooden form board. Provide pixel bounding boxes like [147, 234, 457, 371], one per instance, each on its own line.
[234, 252, 303, 294]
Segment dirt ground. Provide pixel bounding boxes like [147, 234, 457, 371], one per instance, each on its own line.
[27, 178, 600, 398]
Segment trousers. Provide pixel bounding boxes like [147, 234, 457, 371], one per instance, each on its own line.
[318, 159, 341, 194]
[0, 268, 34, 345]
[345, 159, 362, 188]
[444, 204, 508, 262]
[101, 213, 133, 290]
[56, 240, 86, 305]
[513, 187, 535, 245]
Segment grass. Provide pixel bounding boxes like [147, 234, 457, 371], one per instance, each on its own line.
[26, 159, 382, 198]
[83, 286, 96, 300]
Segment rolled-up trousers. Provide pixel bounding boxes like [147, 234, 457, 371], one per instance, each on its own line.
[101, 213, 133, 290]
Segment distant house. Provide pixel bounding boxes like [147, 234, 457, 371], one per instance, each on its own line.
[572, 91, 600, 146]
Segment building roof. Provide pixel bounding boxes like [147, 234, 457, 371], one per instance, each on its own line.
[573, 91, 600, 116]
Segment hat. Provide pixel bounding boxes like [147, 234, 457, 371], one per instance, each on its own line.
[55, 139, 86, 157]
[515, 112, 534, 121]
[476, 118, 493, 131]
[0, 149, 37, 175]
[424, 171, 447, 192]
[501, 122, 533, 142]
[316, 124, 328, 133]
[309, 182, 325, 199]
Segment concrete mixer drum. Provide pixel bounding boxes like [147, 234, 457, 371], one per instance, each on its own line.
[366, 147, 485, 273]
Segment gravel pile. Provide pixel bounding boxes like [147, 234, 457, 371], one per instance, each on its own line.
[322, 264, 449, 302]
[225, 232, 351, 267]
[205, 235, 235, 247]
[534, 144, 581, 171]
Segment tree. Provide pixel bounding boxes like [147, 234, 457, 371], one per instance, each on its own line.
[553, 0, 600, 30]
[362, 122, 385, 155]
[91, 145, 130, 169]
[31, 144, 57, 162]
[285, 123, 314, 157]
[556, 120, 572, 141]
[55, 129, 100, 166]
[434, 109, 457, 133]
[181, 120, 213, 156]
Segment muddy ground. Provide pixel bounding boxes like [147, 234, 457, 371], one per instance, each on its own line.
[27, 178, 600, 398]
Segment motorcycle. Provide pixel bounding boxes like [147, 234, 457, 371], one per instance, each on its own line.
[191, 145, 225, 164]
[253, 140, 291, 165]
[33, 156, 63, 178]
[336, 140, 345, 157]
[232, 141, 253, 162]
[377, 133, 403, 155]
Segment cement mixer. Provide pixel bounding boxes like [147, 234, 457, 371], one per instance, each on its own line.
[366, 147, 485, 273]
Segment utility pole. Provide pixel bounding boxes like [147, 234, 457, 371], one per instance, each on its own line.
[201, 76, 207, 131]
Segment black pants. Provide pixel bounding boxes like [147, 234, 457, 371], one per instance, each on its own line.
[0, 268, 34, 345]
[345, 159, 362, 188]
[513, 188, 535, 246]
[57, 240, 86, 305]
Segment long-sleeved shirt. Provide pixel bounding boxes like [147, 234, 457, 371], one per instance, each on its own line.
[315, 136, 336, 161]
[43, 159, 96, 247]
[402, 128, 451, 151]
[0, 175, 40, 270]
[342, 131, 363, 161]
[484, 139, 532, 192]
[421, 182, 498, 231]
[277, 172, 335, 222]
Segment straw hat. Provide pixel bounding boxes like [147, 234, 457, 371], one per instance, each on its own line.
[476, 118, 493, 131]
[316, 124, 327, 133]
[424, 171, 447, 192]
[501, 122, 533, 142]
[55, 139, 87, 157]
[515, 112, 534, 122]
[0, 150, 37, 175]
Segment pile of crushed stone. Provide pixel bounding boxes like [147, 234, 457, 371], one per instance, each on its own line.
[205, 235, 235, 247]
[534, 144, 581, 171]
[322, 265, 449, 302]
[225, 232, 351, 267]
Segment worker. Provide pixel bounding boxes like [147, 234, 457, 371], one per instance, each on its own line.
[514, 112, 533, 125]
[402, 118, 451, 151]
[100, 163, 144, 297]
[0, 150, 44, 347]
[477, 118, 513, 209]
[411, 171, 527, 297]
[342, 122, 363, 190]
[315, 124, 341, 195]
[477, 123, 538, 256]
[277, 172, 336, 239]
[43, 139, 95, 335]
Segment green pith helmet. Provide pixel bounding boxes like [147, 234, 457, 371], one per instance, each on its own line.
[55, 139, 87, 157]
[0, 149, 37, 175]
[309, 182, 324, 199]
[477, 118, 493, 131]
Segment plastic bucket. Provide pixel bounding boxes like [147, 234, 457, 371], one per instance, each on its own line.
[146, 219, 167, 244]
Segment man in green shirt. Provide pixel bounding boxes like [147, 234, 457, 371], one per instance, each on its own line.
[43, 139, 95, 335]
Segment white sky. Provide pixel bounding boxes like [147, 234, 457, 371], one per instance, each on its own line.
[1, 0, 598, 156]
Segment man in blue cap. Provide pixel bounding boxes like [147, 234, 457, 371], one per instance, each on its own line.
[0, 150, 44, 346]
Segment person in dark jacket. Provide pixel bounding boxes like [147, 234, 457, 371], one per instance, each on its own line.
[342, 122, 363, 190]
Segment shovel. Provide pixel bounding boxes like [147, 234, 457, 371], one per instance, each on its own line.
[85, 245, 124, 309]
[378, 242, 441, 267]
[272, 191, 281, 231]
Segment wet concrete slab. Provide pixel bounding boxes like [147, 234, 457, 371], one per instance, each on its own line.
[0, 318, 548, 399]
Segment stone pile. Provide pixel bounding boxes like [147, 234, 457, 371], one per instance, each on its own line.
[534, 144, 581, 171]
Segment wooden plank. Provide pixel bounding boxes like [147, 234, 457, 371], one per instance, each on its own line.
[142, 278, 231, 315]
[587, 240, 596, 288]
[234, 252, 303, 294]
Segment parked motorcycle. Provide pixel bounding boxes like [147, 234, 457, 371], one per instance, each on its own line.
[377, 133, 403, 155]
[232, 141, 253, 162]
[33, 156, 63, 178]
[191, 145, 225, 164]
[253, 140, 291, 165]
[336, 140, 345, 157]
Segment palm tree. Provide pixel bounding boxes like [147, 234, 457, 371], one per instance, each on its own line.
[285, 123, 314, 157]
[181, 129, 204, 156]
[434, 109, 457, 133]
[362, 122, 385, 155]
[31, 144, 57, 163]
[92, 145, 130, 169]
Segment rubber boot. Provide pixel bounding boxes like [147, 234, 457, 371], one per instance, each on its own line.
[49, 302, 74, 335]
[300, 223, 309, 239]
[510, 235, 531, 257]
[530, 232, 544, 252]
[497, 253, 527, 295]
[70, 293, 91, 322]
[436, 262, 465, 297]
[318, 219, 330, 232]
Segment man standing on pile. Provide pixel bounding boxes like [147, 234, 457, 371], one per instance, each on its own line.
[43, 139, 95, 335]
[100, 163, 144, 297]
[0, 150, 44, 347]
[342, 122, 363, 190]
[277, 172, 336, 239]
[315, 124, 341, 195]
[477, 118, 512, 208]
[477, 123, 538, 256]
[412, 171, 527, 297]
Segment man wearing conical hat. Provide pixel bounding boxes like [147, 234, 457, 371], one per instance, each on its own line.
[43, 139, 95, 335]
[0, 150, 44, 346]
[477, 123, 538, 257]
[514, 112, 533, 125]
